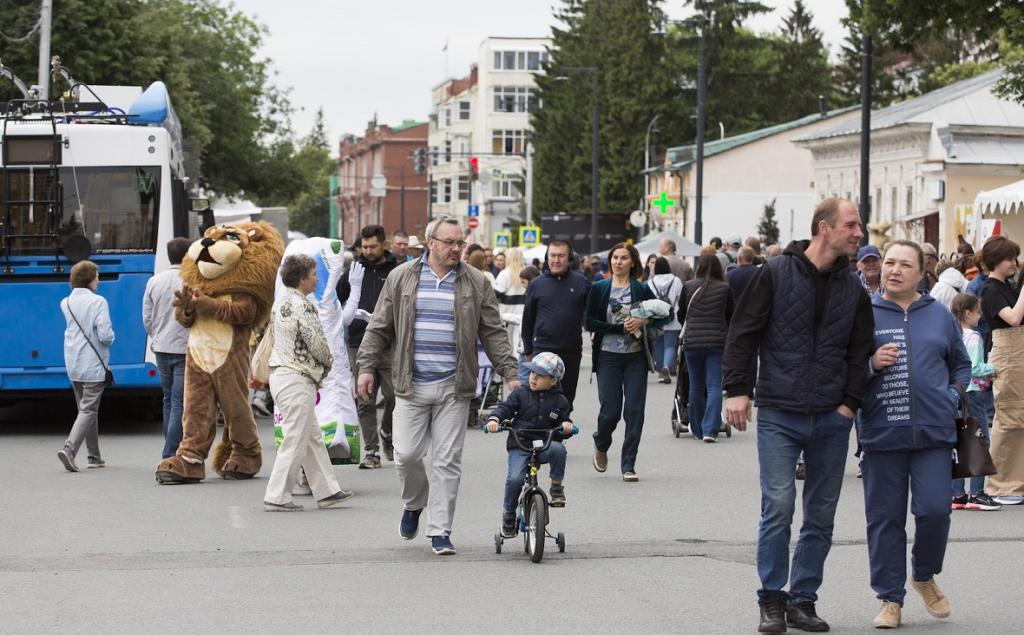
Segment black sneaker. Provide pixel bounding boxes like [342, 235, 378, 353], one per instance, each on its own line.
[786, 600, 830, 632]
[431, 535, 456, 555]
[550, 484, 566, 507]
[966, 493, 1002, 511]
[400, 508, 422, 540]
[500, 511, 517, 538]
[951, 493, 969, 510]
[758, 597, 787, 633]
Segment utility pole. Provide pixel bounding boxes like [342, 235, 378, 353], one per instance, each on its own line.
[37, 0, 53, 100]
[524, 141, 534, 225]
[694, 16, 707, 247]
[400, 168, 406, 232]
[859, 33, 873, 244]
[590, 72, 600, 255]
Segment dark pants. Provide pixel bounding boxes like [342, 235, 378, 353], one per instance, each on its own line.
[756, 408, 853, 605]
[348, 345, 394, 454]
[156, 352, 186, 459]
[862, 447, 952, 605]
[532, 347, 582, 410]
[593, 351, 648, 473]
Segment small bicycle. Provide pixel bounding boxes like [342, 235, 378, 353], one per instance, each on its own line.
[486, 421, 578, 563]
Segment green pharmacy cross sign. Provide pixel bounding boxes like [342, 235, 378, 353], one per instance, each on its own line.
[653, 192, 675, 215]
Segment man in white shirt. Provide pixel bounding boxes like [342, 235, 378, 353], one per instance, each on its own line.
[143, 238, 191, 458]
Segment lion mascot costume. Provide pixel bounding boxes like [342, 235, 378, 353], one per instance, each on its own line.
[155, 221, 284, 483]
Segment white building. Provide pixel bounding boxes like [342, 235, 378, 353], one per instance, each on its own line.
[427, 36, 550, 245]
[795, 70, 1024, 254]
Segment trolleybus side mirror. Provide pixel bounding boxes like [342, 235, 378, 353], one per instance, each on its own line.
[63, 234, 91, 263]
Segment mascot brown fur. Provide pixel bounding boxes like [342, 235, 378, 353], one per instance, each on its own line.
[155, 221, 283, 483]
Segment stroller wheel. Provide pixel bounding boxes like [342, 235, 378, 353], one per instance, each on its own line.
[724, 423, 732, 438]
[672, 420, 681, 438]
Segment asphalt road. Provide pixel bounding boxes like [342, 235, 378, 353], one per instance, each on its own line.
[1, 369, 1022, 634]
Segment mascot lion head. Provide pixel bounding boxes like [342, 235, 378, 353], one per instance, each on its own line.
[181, 221, 284, 326]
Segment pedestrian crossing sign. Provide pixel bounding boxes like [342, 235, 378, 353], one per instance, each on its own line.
[519, 225, 541, 247]
[493, 232, 512, 249]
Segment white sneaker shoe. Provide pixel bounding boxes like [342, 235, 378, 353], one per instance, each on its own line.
[993, 495, 1024, 506]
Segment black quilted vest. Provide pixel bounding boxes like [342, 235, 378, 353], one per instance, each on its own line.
[755, 249, 860, 413]
[681, 279, 731, 351]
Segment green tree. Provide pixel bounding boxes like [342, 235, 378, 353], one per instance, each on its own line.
[531, 0, 685, 219]
[771, 0, 834, 119]
[283, 109, 336, 237]
[757, 197, 779, 246]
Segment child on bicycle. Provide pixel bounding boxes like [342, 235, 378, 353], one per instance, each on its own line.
[486, 352, 574, 538]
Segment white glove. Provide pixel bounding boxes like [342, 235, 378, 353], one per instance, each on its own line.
[354, 309, 372, 322]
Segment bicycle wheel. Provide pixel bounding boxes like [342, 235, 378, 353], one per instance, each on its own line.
[527, 492, 547, 563]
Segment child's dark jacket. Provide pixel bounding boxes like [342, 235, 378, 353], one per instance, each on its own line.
[490, 384, 573, 451]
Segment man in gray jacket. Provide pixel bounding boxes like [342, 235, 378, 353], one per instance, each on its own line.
[143, 238, 191, 459]
[357, 216, 519, 556]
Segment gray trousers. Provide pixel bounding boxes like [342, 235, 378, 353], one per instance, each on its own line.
[392, 379, 470, 537]
[348, 345, 394, 454]
[265, 369, 341, 505]
[67, 381, 104, 457]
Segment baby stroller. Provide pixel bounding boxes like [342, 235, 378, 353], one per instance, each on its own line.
[471, 319, 516, 427]
[670, 341, 732, 439]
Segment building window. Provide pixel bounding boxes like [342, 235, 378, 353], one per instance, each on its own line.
[492, 129, 527, 155]
[494, 50, 549, 71]
[430, 146, 438, 167]
[430, 179, 438, 204]
[493, 86, 540, 113]
[442, 178, 451, 203]
[459, 101, 470, 120]
[457, 175, 469, 200]
[874, 188, 882, 220]
[890, 187, 898, 221]
[444, 139, 452, 163]
[906, 185, 913, 217]
[491, 179, 515, 198]
[444, 108, 452, 127]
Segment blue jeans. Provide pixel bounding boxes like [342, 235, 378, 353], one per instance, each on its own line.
[952, 390, 994, 496]
[156, 352, 186, 459]
[863, 447, 952, 605]
[517, 353, 530, 384]
[684, 348, 723, 438]
[503, 442, 567, 512]
[756, 407, 853, 604]
[654, 330, 680, 371]
[593, 351, 648, 473]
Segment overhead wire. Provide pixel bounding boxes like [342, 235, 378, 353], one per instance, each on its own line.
[0, 14, 42, 44]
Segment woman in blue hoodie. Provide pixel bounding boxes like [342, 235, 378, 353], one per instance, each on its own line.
[859, 240, 971, 630]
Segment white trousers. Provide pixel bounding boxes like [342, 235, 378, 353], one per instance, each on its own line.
[265, 369, 341, 505]
[393, 379, 470, 537]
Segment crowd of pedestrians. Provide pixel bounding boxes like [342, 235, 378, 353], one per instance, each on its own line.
[53, 196, 1024, 630]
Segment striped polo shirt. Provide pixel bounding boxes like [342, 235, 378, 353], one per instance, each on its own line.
[412, 258, 458, 384]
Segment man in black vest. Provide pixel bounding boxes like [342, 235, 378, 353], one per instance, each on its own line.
[723, 198, 874, 633]
[337, 224, 399, 468]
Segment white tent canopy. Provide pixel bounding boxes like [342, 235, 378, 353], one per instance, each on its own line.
[633, 230, 702, 260]
[974, 179, 1024, 216]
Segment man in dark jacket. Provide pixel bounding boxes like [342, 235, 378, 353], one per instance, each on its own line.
[722, 198, 875, 633]
[337, 224, 399, 467]
[726, 246, 758, 302]
[520, 240, 591, 408]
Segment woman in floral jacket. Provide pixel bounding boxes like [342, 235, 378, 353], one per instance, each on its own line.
[263, 254, 353, 511]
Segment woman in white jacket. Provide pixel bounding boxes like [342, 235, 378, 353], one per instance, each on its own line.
[648, 257, 684, 384]
[930, 262, 967, 309]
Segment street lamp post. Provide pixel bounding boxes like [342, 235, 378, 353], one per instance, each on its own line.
[693, 16, 707, 247]
[558, 67, 600, 254]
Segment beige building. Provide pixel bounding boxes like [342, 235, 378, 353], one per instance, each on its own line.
[644, 108, 859, 246]
[795, 70, 1024, 254]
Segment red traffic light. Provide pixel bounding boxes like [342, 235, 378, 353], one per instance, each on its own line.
[470, 156, 479, 173]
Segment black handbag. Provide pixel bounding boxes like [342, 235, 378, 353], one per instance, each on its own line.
[952, 385, 995, 479]
[66, 300, 115, 387]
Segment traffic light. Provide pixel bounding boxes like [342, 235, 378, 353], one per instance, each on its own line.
[412, 148, 426, 175]
[469, 156, 479, 181]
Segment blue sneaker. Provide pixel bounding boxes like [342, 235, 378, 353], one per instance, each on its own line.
[400, 508, 422, 540]
[431, 535, 456, 555]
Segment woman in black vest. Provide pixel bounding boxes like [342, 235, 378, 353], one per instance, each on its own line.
[679, 253, 734, 441]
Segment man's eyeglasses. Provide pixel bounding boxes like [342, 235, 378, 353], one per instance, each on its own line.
[430, 235, 467, 250]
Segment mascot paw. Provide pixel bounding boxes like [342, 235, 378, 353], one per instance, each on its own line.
[155, 456, 205, 484]
[220, 455, 261, 481]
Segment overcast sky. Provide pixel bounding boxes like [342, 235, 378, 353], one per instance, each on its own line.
[239, 0, 850, 154]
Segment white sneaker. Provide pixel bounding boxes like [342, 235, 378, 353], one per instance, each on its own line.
[993, 495, 1024, 506]
[252, 397, 271, 417]
[702, 436, 716, 443]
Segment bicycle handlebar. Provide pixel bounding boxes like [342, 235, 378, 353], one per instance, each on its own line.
[484, 419, 579, 453]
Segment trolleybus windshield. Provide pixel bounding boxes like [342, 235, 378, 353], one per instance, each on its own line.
[0, 166, 160, 255]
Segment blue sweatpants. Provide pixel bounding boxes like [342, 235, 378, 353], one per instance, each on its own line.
[862, 447, 952, 605]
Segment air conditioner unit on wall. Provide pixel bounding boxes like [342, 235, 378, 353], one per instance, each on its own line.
[926, 179, 945, 201]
